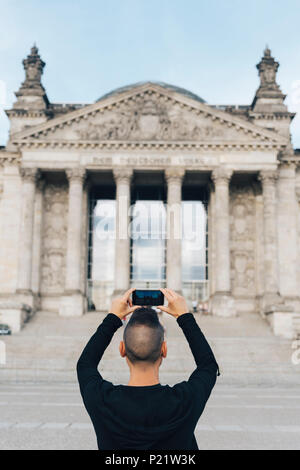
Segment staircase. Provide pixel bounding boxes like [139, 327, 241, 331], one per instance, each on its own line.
[1, 310, 299, 386]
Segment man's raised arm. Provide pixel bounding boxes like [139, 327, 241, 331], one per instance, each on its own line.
[158, 288, 220, 403]
[76, 313, 122, 394]
[76, 288, 139, 395]
[176, 313, 220, 398]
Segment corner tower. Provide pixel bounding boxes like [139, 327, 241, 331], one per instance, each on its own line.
[6, 44, 50, 139]
[249, 46, 295, 140]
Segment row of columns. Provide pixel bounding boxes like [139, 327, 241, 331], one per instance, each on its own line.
[16, 163, 299, 315]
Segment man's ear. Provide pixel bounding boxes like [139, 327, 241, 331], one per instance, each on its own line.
[119, 341, 126, 358]
[161, 341, 167, 358]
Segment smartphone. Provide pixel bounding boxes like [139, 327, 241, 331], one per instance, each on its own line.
[132, 289, 164, 306]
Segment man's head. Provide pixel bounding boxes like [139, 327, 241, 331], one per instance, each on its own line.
[119, 307, 167, 368]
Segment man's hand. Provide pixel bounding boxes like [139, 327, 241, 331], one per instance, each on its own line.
[157, 288, 189, 318]
[110, 288, 140, 320]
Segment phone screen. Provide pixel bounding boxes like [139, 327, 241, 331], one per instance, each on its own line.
[132, 289, 164, 306]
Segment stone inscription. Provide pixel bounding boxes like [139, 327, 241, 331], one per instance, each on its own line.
[80, 154, 217, 168]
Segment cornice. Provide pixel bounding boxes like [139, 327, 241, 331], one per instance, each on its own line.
[0, 151, 21, 166]
[11, 140, 287, 152]
[277, 147, 300, 167]
[6, 109, 50, 118]
[278, 160, 297, 171]
[248, 111, 296, 121]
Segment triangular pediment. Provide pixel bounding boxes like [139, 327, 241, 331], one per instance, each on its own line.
[11, 82, 288, 147]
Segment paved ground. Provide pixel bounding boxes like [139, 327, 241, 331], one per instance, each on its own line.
[0, 310, 299, 449]
[0, 382, 299, 450]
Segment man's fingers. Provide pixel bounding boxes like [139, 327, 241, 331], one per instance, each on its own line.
[160, 288, 173, 302]
[165, 288, 177, 298]
[122, 287, 135, 301]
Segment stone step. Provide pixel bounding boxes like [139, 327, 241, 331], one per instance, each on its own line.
[1, 310, 299, 386]
[1, 367, 299, 386]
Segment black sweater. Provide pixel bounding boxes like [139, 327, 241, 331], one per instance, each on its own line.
[76, 312, 220, 450]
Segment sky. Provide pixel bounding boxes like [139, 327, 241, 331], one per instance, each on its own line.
[1, 0, 300, 146]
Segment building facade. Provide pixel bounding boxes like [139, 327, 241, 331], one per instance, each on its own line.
[0, 45, 300, 337]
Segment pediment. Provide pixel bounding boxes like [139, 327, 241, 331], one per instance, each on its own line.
[12, 82, 288, 148]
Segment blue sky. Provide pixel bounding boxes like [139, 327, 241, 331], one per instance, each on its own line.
[1, 0, 300, 146]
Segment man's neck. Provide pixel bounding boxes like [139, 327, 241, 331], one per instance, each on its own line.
[127, 368, 160, 386]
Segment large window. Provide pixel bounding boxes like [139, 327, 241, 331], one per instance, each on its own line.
[181, 200, 209, 302]
[130, 200, 166, 288]
[87, 198, 116, 311]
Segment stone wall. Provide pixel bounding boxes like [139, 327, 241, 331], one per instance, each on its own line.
[0, 165, 22, 294]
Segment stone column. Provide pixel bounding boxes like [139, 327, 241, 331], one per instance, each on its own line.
[31, 178, 45, 299]
[277, 162, 299, 303]
[211, 167, 236, 316]
[165, 167, 184, 292]
[252, 182, 264, 307]
[59, 167, 86, 316]
[113, 168, 133, 295]
[65, 167, 86, 292]
[207, 182, 216, 296]
[258, 170, 281, 308]
[16, 167, 40, 297]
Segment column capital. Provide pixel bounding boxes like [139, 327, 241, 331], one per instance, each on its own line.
[211, 167, 233, 185]
[19, 167, 40, 183]
[258, 169, 278, 185]
[165, 167, 185, 183]
[66, 167, 86, 183]
[113, 168, 133, 184]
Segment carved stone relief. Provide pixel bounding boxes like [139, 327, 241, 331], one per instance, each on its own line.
[229, 184, 256, 297]
[33, 91, 264, 143]
[40, 182, 68, 294]
[74, 96, 225, 142]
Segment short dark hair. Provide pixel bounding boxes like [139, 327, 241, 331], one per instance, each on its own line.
[123, 307, 164, 364]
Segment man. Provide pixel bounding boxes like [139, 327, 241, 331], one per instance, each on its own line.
[76, 288, 220, 450]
